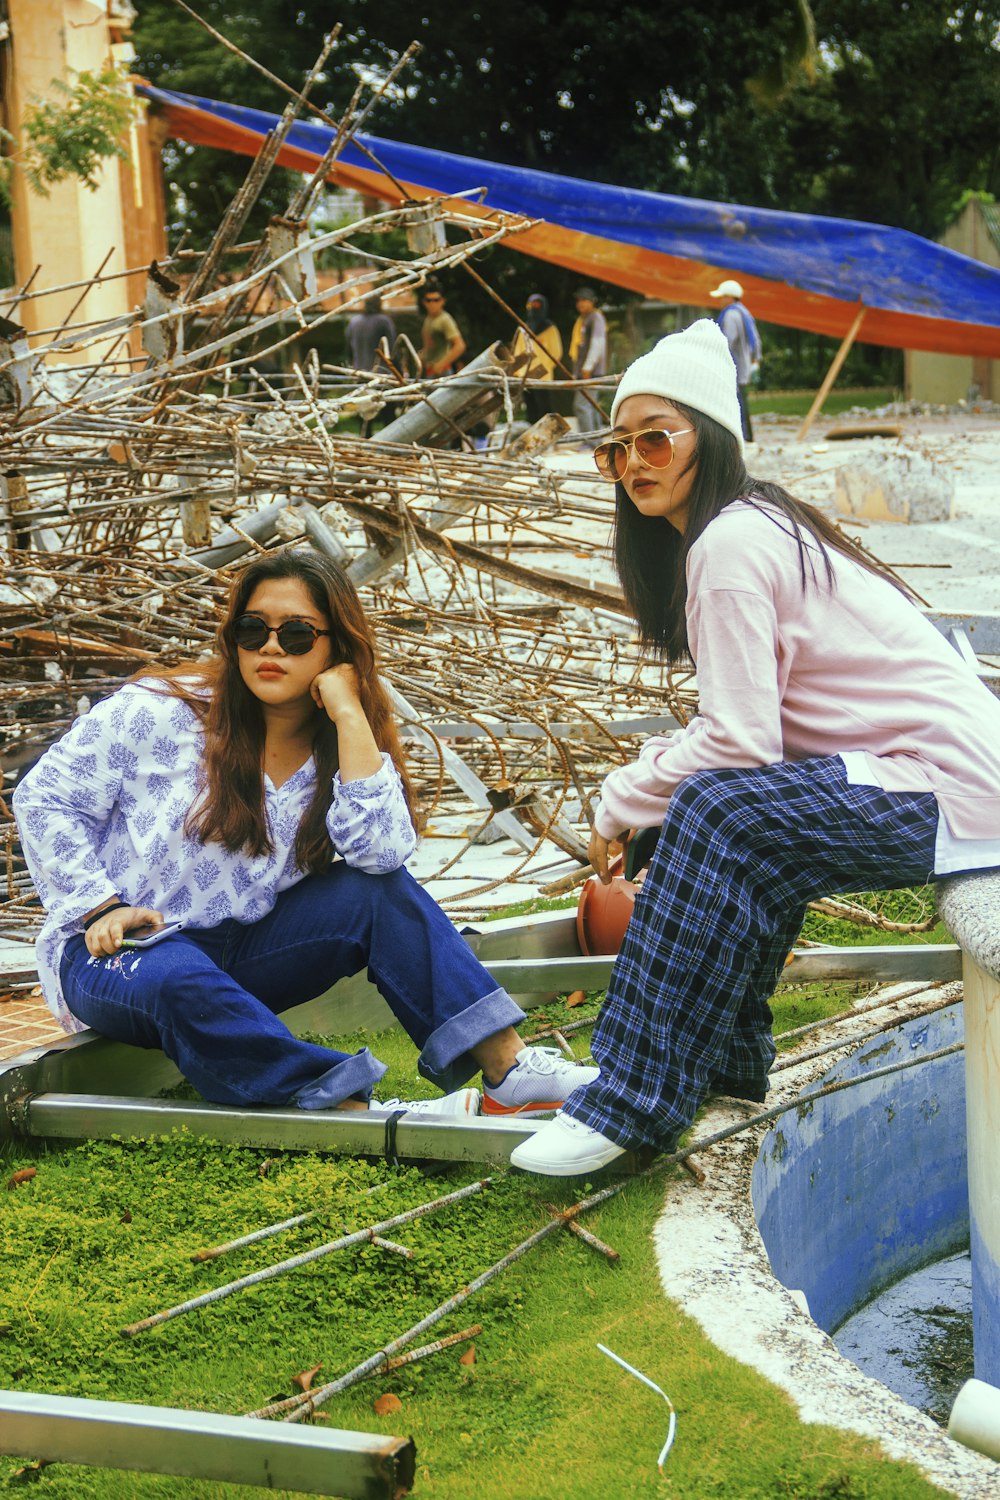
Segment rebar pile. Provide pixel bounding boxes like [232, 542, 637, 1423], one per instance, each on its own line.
[0, 18, 928, 946]
[0, 31, 701, 939]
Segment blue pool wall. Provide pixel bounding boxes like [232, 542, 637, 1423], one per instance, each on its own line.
[752, 1004, 969, 1335]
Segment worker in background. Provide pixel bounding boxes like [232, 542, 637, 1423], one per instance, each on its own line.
[512, 292, 563, 424]
[709, 279, 761, 443]
[347, 294, 396, 373]
[420, 281, 466, 377]
[569, 286, 608, 441]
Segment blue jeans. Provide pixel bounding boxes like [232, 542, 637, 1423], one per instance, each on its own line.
[61, 865, 524, 1110]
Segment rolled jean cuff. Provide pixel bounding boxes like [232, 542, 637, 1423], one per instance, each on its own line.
[418, 987, 526, 1093]
[293, 1047, 388, 1110]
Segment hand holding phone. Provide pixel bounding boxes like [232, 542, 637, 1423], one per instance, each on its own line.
[121, 920, 186, 949]
[84, 903, 166, 959]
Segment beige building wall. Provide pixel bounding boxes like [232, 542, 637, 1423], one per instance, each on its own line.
[907, 202, 999, 404]
[3, 0, 166, 362]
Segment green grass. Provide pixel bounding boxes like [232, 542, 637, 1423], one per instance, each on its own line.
[750, 387, 898, 418]
[2, 1023, 956, 1492]
[0, 894, 956, 1497]
[800, 886, 948, 948]
[0, 1088, 953, 1500]
[479, 893, 578, 921]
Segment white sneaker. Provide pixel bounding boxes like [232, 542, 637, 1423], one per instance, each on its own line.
[368, 1087, 481, 1119]
[483, 1047, 600, 1118]
[509, 1111, 626, 1176]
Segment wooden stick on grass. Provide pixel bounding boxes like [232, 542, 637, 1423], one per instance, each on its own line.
[122, 1179, 491, 1337]
[242, 1177, 631, 1422]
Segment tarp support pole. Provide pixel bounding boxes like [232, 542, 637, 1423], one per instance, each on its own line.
[795, 305, 867, 442]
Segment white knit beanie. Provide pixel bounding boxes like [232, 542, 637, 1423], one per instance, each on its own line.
[610, 319, 744, 454]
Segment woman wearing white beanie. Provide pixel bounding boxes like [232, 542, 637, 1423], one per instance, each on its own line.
[512, 318, 1000, 1176]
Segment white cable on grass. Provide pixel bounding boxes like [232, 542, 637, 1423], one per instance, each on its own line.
[598, 1343, 676, 1472]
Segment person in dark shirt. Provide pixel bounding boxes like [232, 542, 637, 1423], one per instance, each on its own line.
[347, 295, 396, 372]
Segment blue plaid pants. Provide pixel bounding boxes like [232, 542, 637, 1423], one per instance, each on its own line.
[565, 756, 941, 1153]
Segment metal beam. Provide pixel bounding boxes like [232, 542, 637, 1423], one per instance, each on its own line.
[0, 934, 962, 1148]
[0, 1390, 415, 1498]
[926, 610, 1000, 655]
[18, 1095, 537, 1160]
[346, 344, 512, 591]
[387, 682, 537, 852]
[480, 943, 962, 993]
[424, 714, 681, 742]
[782, 943, 961, 983]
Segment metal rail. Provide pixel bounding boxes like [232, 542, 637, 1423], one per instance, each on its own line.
[481, 943, 962, 994]
[13, 1094, 536, 1158]
[0, 922, 964, 1155]
[0, 942, 965, 1152]
[0, 1390, 415, 1497]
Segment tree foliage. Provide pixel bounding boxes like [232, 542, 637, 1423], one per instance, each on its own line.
[0, 66, 137, 209]
[129, 1, 999, 380]
[132, 0, 1000, 240]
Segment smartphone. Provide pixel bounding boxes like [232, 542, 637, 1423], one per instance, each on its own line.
[121, 920, 186, 949]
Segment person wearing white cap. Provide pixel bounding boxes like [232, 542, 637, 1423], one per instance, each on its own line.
[709, 277, 760, 442]
[510, 318, 1000, 1176]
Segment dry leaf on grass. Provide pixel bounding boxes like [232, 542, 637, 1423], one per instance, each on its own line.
[565, 990, 587, 1008]
[6, 1168, 37, 1190]
[374, 1392, 403, 1415]
[11, 1461, 49, 1480]
[459, 1345, 477, 1366]
[292, 1362, 323, 1393]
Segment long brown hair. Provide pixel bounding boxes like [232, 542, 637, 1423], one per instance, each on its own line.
[141, 549, 415, 872]
[613, 402, 913, 664]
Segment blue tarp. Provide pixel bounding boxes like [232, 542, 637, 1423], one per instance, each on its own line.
[140, 83, 1000, 347]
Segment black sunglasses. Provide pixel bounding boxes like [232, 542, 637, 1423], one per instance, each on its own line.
[233, 614, 330, 655]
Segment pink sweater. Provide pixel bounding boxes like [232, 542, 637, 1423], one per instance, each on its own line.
[595, 501, 1000, 841]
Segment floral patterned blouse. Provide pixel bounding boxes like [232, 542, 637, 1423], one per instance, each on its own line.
[12, 680, 417, 1031]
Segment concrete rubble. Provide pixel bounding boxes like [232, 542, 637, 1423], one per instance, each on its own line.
[834, 448, 955, 524]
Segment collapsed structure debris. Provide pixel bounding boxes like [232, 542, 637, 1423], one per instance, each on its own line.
[0, 20, 953, 958]
[0, 41, 699, 951]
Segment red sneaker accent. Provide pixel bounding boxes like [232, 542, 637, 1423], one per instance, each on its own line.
[482, 1095, 564, 1118]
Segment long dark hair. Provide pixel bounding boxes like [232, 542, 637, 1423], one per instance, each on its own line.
[613, 402, 912, 664]
[142, 549, 415, 872]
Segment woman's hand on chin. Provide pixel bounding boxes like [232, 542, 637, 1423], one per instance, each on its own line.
[311, 663, 364, 723]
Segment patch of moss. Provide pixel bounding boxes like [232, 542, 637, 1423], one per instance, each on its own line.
[0, 1030, 955, 1499]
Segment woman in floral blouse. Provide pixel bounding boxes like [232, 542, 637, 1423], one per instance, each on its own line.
[14, 549, 596, 1121]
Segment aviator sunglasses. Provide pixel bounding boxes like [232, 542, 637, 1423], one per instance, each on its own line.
[593, 427, 693, 483]
[233, 614, 331, 655]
